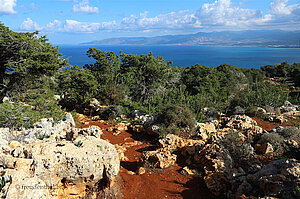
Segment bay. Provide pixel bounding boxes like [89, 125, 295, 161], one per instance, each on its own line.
[58, 45, 300, 69]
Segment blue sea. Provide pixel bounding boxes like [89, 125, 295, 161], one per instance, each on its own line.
[58, 45, 300, 69]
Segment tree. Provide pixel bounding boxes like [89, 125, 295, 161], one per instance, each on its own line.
[84, 48, 120, 85]
[120, 52, 172, 103]
[0, 23, 67, 101]
[84, 48, 122, 105]
[57, 66, 98, 109]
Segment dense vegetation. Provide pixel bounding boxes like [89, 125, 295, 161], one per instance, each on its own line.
[0, 23, 299, 131]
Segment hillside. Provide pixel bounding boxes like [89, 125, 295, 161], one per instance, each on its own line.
[83, 30, 300, 47]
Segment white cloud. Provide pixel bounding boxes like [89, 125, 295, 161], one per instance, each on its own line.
[259, 0, 300, 28]
[19, 0, 300, 34]
[120, 10, 201, 30]
[0, 0, 17, 15]
[73, 0, 99, 14]
[20, 18, 39, 31]
[197, 0, 262, 26]
[117, 0, 263, 31]
[270, 0, 291, 15]
[43, 20, 61, 31]
[64, 20, 101, 32]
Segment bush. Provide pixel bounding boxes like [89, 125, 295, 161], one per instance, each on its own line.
[101, 105, 124, 121]
[0, 101, 64, 130]
[222, 131, 257, 171]
[279, 127, 300, 144]
[156, 104, 196, 137]
[258, 133, 285, 153]
[58, 66, 98, 110]
[96, 84, 125, 105]
[0, 76, 65, 130]
[245, 106, 268, 120]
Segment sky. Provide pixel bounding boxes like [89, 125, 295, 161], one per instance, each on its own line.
[1, 0, 300, 44]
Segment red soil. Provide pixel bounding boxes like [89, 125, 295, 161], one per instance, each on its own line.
[252, 116, 300, 131]
[77, 116, 216, 199]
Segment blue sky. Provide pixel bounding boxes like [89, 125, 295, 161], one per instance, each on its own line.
[1, 0, 300, 44]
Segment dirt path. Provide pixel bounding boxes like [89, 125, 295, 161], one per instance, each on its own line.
[77, 116, 215, 199]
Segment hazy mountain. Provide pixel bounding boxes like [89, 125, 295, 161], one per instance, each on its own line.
[83, 30, 300, 47]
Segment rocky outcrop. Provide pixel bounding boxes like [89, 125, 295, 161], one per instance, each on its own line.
[140, 150, 177, 169]
[158, 134, 205, 152]
[280, 101, 299, 113]
[193, 135, 234, 196]
[229, 159, 300, 198]
[0, 114, 120, 199]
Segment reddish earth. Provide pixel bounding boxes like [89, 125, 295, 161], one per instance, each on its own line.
[252, 116, 300, 131]
[77, 116, 216, 199]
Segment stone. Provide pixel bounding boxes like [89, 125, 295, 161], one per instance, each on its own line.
[6, 176, 50, 199]
[0, 115, 121, 199]
[139, 114, 158, 125]
[253, 159, 300, 198]
[130, 124, 145, 133]
[9, 141, 21, 149]
[193, 136, 234, 196]
[79, 126, 102, 138]
[137, 167, 146, 175]
[280, 101, 298, 113]
[140, 151, 177, 169]
[181, 166, 198, 175]
[256, 143, 274, 154]
[158, 134, 204, 153]
[146, 125, 160, 135]
[198, 132, 208, 141]
[0, 138, 10, 154]
[2, 96, 10, 103]
[23, 136, 119, 187]
[127, 171, 135, 175]
[113, 122, 129, 132]
[90, 98, 101, 107]
[196, 122, 216, 135]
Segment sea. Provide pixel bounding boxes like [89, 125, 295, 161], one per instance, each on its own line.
[58, 45, 300, 69]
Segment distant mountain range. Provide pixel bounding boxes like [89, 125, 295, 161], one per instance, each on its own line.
[83, 30, 300, 47]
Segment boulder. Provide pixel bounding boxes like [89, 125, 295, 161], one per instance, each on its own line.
[158, 134, 204, 153]
[196, 122, 216, 135]
[194, 135, 234, 196]
[255, 159, 299, 197]
[140, 150, 177, 169]
[22, 136, 119, 188]
[280, 101, 298, 113]
[78, 126, 102, 138]
[181, 166, 198, 175]
[0, 114, 120, 199]
[255, 143, 274, 154]
[9, 141, 21, 149]
[6, 176, 51, 199]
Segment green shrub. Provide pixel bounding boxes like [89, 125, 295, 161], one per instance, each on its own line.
[245, 106, 268, 120]
[0, 100, 64, 130]
[222, 131, 257, 171]
[231, 81, 288, 110]
[96, 84, 125, 105]
[156, 104, 196, 137]
[0, 76, 65, 130]
[279, 127, 300, 145]
[258, 133, 285, 153]
[101, 105, 124, 121]
[58, 66, 98, 110]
